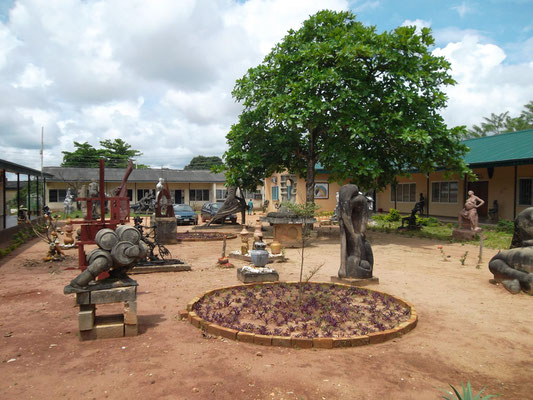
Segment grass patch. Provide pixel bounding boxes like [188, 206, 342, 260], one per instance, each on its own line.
[369, 216, 512, 250]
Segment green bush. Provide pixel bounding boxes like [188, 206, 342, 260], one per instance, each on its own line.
[385, 208, 401, 222]
[416, 216, 441, 227]
[372, 214, 388, 222]
[496, 219, 514, 234]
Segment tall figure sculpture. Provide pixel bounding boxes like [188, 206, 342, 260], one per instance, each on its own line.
[459, 190, 484, 232]
[337, 184, 374, 279]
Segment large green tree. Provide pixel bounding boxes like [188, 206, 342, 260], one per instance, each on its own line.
[224, 10, 470, 202]
[465, 100, 533, 138]
[61, 139, 145, 168]
[184, 155, 224, 170]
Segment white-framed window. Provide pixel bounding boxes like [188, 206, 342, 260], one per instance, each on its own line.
[432, 181, 459, 203]
[190, 189, 209, 201]
[390, 183, 416, 202]
[216, 189, 227, 201]
[49, 189, 67, 202]
[519, 178, 533, 205]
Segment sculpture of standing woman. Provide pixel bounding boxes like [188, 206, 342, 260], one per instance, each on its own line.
[459, 190, 485, 232]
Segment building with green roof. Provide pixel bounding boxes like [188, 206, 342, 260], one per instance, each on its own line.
[376, 129, 533, 221]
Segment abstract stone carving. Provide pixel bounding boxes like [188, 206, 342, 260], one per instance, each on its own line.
[65, 226, 148, 292]
[489, 207, 533, 294]
[337, 184, 374, 279]
[208, 186, 246, 226]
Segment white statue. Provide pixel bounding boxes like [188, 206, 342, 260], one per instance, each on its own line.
[63, 188, 74, 216]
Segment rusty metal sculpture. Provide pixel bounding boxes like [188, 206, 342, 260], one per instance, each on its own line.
[208, 186, 246, 226]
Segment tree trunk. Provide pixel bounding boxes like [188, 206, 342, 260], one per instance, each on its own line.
[305, 129, 316, 204]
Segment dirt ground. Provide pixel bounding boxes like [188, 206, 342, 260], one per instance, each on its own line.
[1, 215, 532, 400]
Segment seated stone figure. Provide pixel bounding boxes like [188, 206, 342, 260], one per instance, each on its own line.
[337, 184, 374, 279]
[400, 195, 425, 229]
[488, 207, 533, 295]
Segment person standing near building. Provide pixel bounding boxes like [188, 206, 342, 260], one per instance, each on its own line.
[247, 199, 254, 215]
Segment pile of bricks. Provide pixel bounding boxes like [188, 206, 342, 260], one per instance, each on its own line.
[75, 286, 138, 340]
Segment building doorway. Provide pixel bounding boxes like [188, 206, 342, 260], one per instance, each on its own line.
[174, 190, 184, 204]
[467, 181, 488, 217]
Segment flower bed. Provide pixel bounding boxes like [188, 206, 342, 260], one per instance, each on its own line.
[185, 282, 417, 348]
[176, 232, 237, 241]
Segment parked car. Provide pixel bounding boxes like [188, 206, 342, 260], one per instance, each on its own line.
[201, 202, 237, 224]
[173, 204, 198, 225]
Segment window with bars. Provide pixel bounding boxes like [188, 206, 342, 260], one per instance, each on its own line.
[190, 189, 209, 201]
[216, 189, 227, 201]
[431, 181, 458, 203]
[519, 178, 532, 205]
[49, 189, 67, 202]
[390, 183, 416, 202]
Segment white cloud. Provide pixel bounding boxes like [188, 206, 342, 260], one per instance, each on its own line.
[434, 35, 533, 128]
[401, 19, 431, 33]
[451, 2, 472, 18]
[12, 63, 53, 88]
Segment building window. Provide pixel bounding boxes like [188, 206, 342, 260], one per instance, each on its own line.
[519, 178, 532, 205]
[190, 189, 209, 201]
[391, 183, 416, 202]
[432, 181, 458, 203]
[49, 189, 67, 202]
[216, 189, 227, 201]
[137, 189, 152, 201]
[271, 186, 279, 201]
[126, 189, 133, 201]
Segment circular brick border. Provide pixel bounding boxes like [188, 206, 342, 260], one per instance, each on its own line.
[176, 232, 237, 242]
[181, 281, 418, 349]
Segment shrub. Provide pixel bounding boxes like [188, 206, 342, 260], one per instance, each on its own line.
[385, 208, 401, 222]
[496, 219, 514, 234]
[441, 381, 500, 399]
[417, 216, 441, 227]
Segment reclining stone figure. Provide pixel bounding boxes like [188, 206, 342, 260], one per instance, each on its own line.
[488, 207, 533, 295]
[65, 226, 148, 292]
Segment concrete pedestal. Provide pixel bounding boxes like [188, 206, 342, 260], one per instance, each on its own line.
[155, 217, 178, 244]
[452, 228, 479, 241]
[330, 276, 379, 286]
[273, 223, 303, 248]
[237, 267, 279, 283]
[72, 279, 139, 341]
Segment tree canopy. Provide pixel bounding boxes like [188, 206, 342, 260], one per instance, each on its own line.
[184, 155, 224, 170]
[223, 10, 470, 202]
[464, 100, 533, 138]
[61, 139, 146, 168]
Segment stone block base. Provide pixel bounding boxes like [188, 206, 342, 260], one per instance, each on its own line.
[452, 228, 479, 241]
[74, 282, 138, 341]
[330, 276, 379, 286]
[155, 217, 178, 244]
[237, 267, 279, 283]
[273, 223, 303, 248]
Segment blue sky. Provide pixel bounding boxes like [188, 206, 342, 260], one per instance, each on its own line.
[0, 0, 532, 169]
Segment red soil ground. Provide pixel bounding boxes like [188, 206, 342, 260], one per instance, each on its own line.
[1, 215, 531, 400]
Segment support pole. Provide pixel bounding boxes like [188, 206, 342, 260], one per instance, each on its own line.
[426, 175, 429, 218]
[16, 173, 20, 212]
[36, 176, 40, 215]
[27, 174, 31, 217]
[2, 170, 6, 229]
[513, 163, 517, 220]
[99, 159, 105, 223]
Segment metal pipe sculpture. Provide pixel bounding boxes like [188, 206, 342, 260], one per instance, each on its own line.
[337, 184, 374, 279]
[66, 226, 148, 291]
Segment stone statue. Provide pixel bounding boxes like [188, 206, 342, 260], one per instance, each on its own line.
[64, 188, 74, 216]
[488, 207, 533, 294]
[459, 190, 485, 232]
[400, 194, 425, 229]
[156, 178, 164, 199]
[208, 186, 246, 226]
[337, 184, 374, 279]
[65, 226, 148, 291]
[88, 178, 99, 219]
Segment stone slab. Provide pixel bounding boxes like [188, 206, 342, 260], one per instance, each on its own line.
[154, 217, 178, 244]
[330, 276, 379, 286]
[130, 264, 191, 274]
[94, 314, 124, 339]
[124, 324, 138, 337]
[123, 300, 137, 325]
[67, 276, 138, 296]
[237, 267, 279, 283]
[78, 304, 95, 331]
[89, 286, 137, 304]
[452, 228, 478, 241]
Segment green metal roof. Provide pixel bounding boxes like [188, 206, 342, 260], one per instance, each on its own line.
[462, 129, 533, 167]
